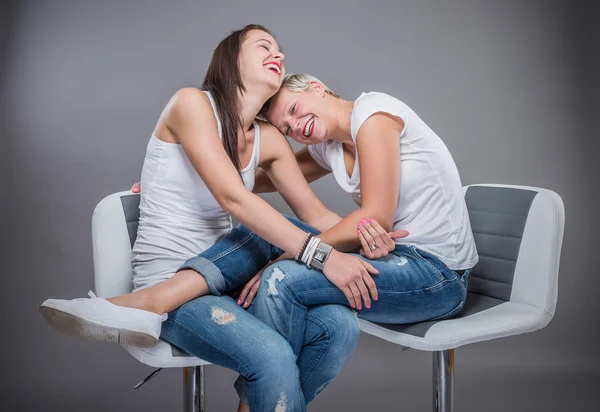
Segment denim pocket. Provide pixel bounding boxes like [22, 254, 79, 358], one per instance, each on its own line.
[409, 246, 445, 283]
[431, 298, 465, 321]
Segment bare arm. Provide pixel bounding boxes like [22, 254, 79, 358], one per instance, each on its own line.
[166, 88, 309, 255]
[256, 122, 342, 232]
[317, 113, 404, 251]
[253, 146, 331, 194]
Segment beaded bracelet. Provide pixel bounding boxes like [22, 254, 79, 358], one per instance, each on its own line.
[294, 232, 311, 261]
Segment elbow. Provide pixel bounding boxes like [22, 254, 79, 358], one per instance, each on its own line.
[218, 192, 246, 217]
[361, 209, 394, 232]
[378, 218, 394, 233]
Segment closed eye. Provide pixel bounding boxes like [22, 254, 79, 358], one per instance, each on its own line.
[260, 44, 270, 51]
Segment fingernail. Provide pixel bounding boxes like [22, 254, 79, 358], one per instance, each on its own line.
[361, 219, 367, 224]
[375, 296, 379, 301]
[358, 306, 362, 310]
[244, 302, 248, 308]
[351, 304, 355, 308]
[370, 219, 375, 223]
[357, 230, 361, 234]
[237, 300, 241, 304]
[358, 222, 364, 227]
[366, 304, 371, 309]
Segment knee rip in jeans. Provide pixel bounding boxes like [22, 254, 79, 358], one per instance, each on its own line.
[266, 267, 286, 296]
[210, 307, 236, 325]
[275, 392, 287, 412]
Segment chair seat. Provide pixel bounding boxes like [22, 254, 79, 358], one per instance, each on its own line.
[358, 293, 552, 351]
[122, 339, 211, 368]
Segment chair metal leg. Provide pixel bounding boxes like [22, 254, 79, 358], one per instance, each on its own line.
[183, 366, 205, 412]
[433, 349, 454, 412]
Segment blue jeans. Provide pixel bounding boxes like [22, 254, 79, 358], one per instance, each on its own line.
[176, 217, 469, 408]
[252, 245, 469, 356]
[161, 218, 359, 412]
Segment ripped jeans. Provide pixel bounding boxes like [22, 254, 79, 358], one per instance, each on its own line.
[161, 217, 360, 412]
[173, 216, 469, 411]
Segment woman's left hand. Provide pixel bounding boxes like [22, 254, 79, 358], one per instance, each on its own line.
[236, 251, 294, 308]
[236, 269, 264, 308]
[358, 218, 409, 259]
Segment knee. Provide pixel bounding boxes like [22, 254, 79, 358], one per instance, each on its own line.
[260, 261, 304, 298]
[248, 340, 298, 379]
[229, 224, 254, 239]
[308, 305, 360, 351]
[334, 306, 361, 347]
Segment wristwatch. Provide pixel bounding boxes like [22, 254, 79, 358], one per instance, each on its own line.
[310, 242, 333, 270]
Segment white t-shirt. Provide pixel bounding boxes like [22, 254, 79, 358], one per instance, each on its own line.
[308, 92, 478, 270]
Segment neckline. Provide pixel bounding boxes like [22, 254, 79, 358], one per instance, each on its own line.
[336, 142, 359, 182]
[150, 120, 259, 174]
[338, 95, 362, 183]
[240, 120, 259, 173]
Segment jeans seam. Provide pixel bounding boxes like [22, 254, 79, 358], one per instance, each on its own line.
[299, 314, 330, 387]
[430, 298, 465, 321]
[210, 231, 256, 262]
[409, 246, 445, 283]
[424, 276, 462, 292]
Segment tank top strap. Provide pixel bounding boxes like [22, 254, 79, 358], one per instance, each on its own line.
[202, 90, 222, 139]
[251, 120, 261, 167]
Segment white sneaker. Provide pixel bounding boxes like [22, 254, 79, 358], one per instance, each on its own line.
[39, 291, 167, 348]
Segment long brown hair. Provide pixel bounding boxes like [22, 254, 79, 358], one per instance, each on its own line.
[202, 24, 274, 173]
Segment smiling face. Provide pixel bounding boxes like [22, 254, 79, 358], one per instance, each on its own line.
[267, 82, 332, 145]
[238, 30, 285, 93]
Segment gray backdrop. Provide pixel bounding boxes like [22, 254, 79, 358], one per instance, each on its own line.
[2, 0, 599, 411]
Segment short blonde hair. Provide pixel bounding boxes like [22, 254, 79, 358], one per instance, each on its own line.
[260, 73, 339, 121]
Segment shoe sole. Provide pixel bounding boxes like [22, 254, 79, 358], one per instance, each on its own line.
[39, 306, 159, 348]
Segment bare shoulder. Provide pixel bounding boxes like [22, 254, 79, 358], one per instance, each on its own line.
[168, 87, 212, 118]
[256, 120, 294, 165]
[155, 88, 216, 143]
[257, 120, 285, 139]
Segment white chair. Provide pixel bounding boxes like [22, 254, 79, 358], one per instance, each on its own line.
[92, 191, 209, 412]
[358, 184, 565, 412]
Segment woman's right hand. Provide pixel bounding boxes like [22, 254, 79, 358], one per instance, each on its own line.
[131, 182, 141, 193]
[322, 250, 379, 310]
[358, 219, 409, 259]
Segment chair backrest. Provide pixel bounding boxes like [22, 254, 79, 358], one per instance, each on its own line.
[91, 185, 566, 316]
[463, 184, 565, 315]
[92, 191, 140, 298]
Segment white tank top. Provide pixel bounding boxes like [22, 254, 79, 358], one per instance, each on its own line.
[308, 92, 478, 270]
[131, 90, 261, 290]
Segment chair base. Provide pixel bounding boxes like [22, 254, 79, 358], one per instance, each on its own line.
[184, 366, 205, 412]
[433, 350, 454, 412]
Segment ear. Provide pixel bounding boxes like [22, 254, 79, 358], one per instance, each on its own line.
[309, 81, 326, 98]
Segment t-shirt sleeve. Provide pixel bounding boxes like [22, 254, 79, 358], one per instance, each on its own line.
[307, 143, 332, 171]
[352, 92, 409, 139]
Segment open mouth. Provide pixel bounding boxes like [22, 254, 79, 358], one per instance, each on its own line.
[303, 116, 315, 137]
[264, 62, 281, 75]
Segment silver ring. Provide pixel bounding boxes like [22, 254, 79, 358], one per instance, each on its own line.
[370, 244, 378, 251]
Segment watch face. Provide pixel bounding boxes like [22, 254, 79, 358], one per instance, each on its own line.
[314, 251, 325, 261]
